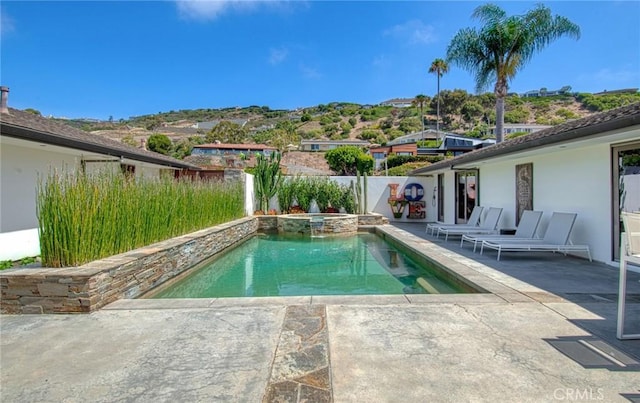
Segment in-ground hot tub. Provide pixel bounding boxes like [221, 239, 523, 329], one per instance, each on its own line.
[278, 213, 358, 235]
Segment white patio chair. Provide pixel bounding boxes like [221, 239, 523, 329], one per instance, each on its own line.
[438, 207, 503, 241]
[617, 211, 640, 340]
[460, 210, 543, 252]
[426, 206, 484, 236]
[480, 212, 592, 261]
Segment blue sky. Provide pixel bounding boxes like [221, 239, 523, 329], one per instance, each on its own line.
[1, 1, 639, 120]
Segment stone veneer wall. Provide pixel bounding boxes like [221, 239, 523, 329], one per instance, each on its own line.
[358, 213, 388, 226]
[278, 214, 358, 235]
[259, 213, 387, 233]
[0, 217, 258, 314]
[257, 215, 279, 232]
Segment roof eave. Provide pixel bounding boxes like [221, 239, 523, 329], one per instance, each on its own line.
[1, 123, 198, 170]
[410, 112, 640, 176]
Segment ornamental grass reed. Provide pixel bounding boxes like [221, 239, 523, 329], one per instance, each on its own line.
[37, 169, 244, 268]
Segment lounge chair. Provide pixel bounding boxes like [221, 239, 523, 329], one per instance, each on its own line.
[617, 211, 640, 340]
[480, 212, 592, 261]
[460, 210, 543, 252]
[437, 207, 503, 241]
[426, 206, 484, 235]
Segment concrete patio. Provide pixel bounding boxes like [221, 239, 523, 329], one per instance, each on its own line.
[1, 223, 639, 402]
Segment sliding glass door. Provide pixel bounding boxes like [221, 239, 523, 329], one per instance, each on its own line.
[612, 141, 640, 260]
[455, 170, 478, 224]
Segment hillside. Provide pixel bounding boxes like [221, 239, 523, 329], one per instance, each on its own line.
[50, 90, 639, 166]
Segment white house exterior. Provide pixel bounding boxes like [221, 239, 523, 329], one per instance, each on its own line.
[410, 103, 640, 265]
[387, 129, 443, 145]
[300, 139, 370, 152]
[490, 123, 552, 136]
[0, 88, 198, 260]
[379, 98, 414, 108]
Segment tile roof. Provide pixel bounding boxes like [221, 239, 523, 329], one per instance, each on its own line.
[194, 143, 276, 150]
[1, 108, 198, 169]
[410, 102, 640, 175]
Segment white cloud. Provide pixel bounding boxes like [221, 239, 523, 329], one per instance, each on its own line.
[269, 47, 289, 65]
[176, 1, 230, 21]
[176, 0, 299, 21]
[383, 19, 436, 45]
[1, 10, 15, 35]
[300, 63, 321, 79]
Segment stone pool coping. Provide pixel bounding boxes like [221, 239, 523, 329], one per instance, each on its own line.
[1, 215, 553, 314]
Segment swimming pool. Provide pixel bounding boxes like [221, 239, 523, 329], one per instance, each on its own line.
[147, 233, 471, 298]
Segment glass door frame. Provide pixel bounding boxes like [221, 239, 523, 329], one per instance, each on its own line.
[455, 169, 479, 224]
[612, 140, 640, 261]
[437, 173, 444, 222]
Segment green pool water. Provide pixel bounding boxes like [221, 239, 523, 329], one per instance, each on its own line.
[150, 233, 467, 298]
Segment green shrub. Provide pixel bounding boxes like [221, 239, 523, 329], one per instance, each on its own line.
[504, 106, 530, 123]
[341, 183, 356, 214]
[277, 178, 296, 213]
[386, 155, 444, 169]
[577, 92, 640, 111]
[37, 169, 244, 268]
[20, 256, 37, 265]
[290, 176, 316, 212]
[0, 260, 12, 270]
[556, 108, 579, 119]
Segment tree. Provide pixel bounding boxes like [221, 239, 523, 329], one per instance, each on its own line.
[398, 117, 422, 134]
[461, 101, 484, 127]
[24, 108, 42, 116]
[325, 146, 368, 176]
[206, 121, 247, 143]
[412, 94, 429, 139]
[147, 134, 172, 155]
[447, 3, 580, 142]
[428, 58, 449, 140]
[431, 89, 470, 120]
[145, 116, 162, 131]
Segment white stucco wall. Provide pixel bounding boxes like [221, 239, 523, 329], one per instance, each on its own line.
[250, 175, 437, 221]
[332, 176, 436, 222]
[1, 143, 81, 232]
[245, 174, 256, 215]
[471, 142, 613, 263]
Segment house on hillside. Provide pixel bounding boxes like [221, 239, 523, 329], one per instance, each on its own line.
[0, 87, 199, 260]
[388, 129, 445, 145]
[379, 98, 414, 108]
[191, 143, 276, 157]
[409, 102, 640, 265]
[593, 88, 639, 96]
[418, 134, 495, 156]
[300, 139, 370, 152]
[387, 130, 494, 156]
[490, 124, 552, 136]
[369, 144, 417, 169]
[521, 86, 572, 98]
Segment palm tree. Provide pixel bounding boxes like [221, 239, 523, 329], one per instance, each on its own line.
[412, 94, 428, 141]
[447, 3, 580, 143]
[428, 58, 449, 143]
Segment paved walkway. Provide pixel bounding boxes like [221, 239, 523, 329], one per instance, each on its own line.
[2, 223, 639, 402]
